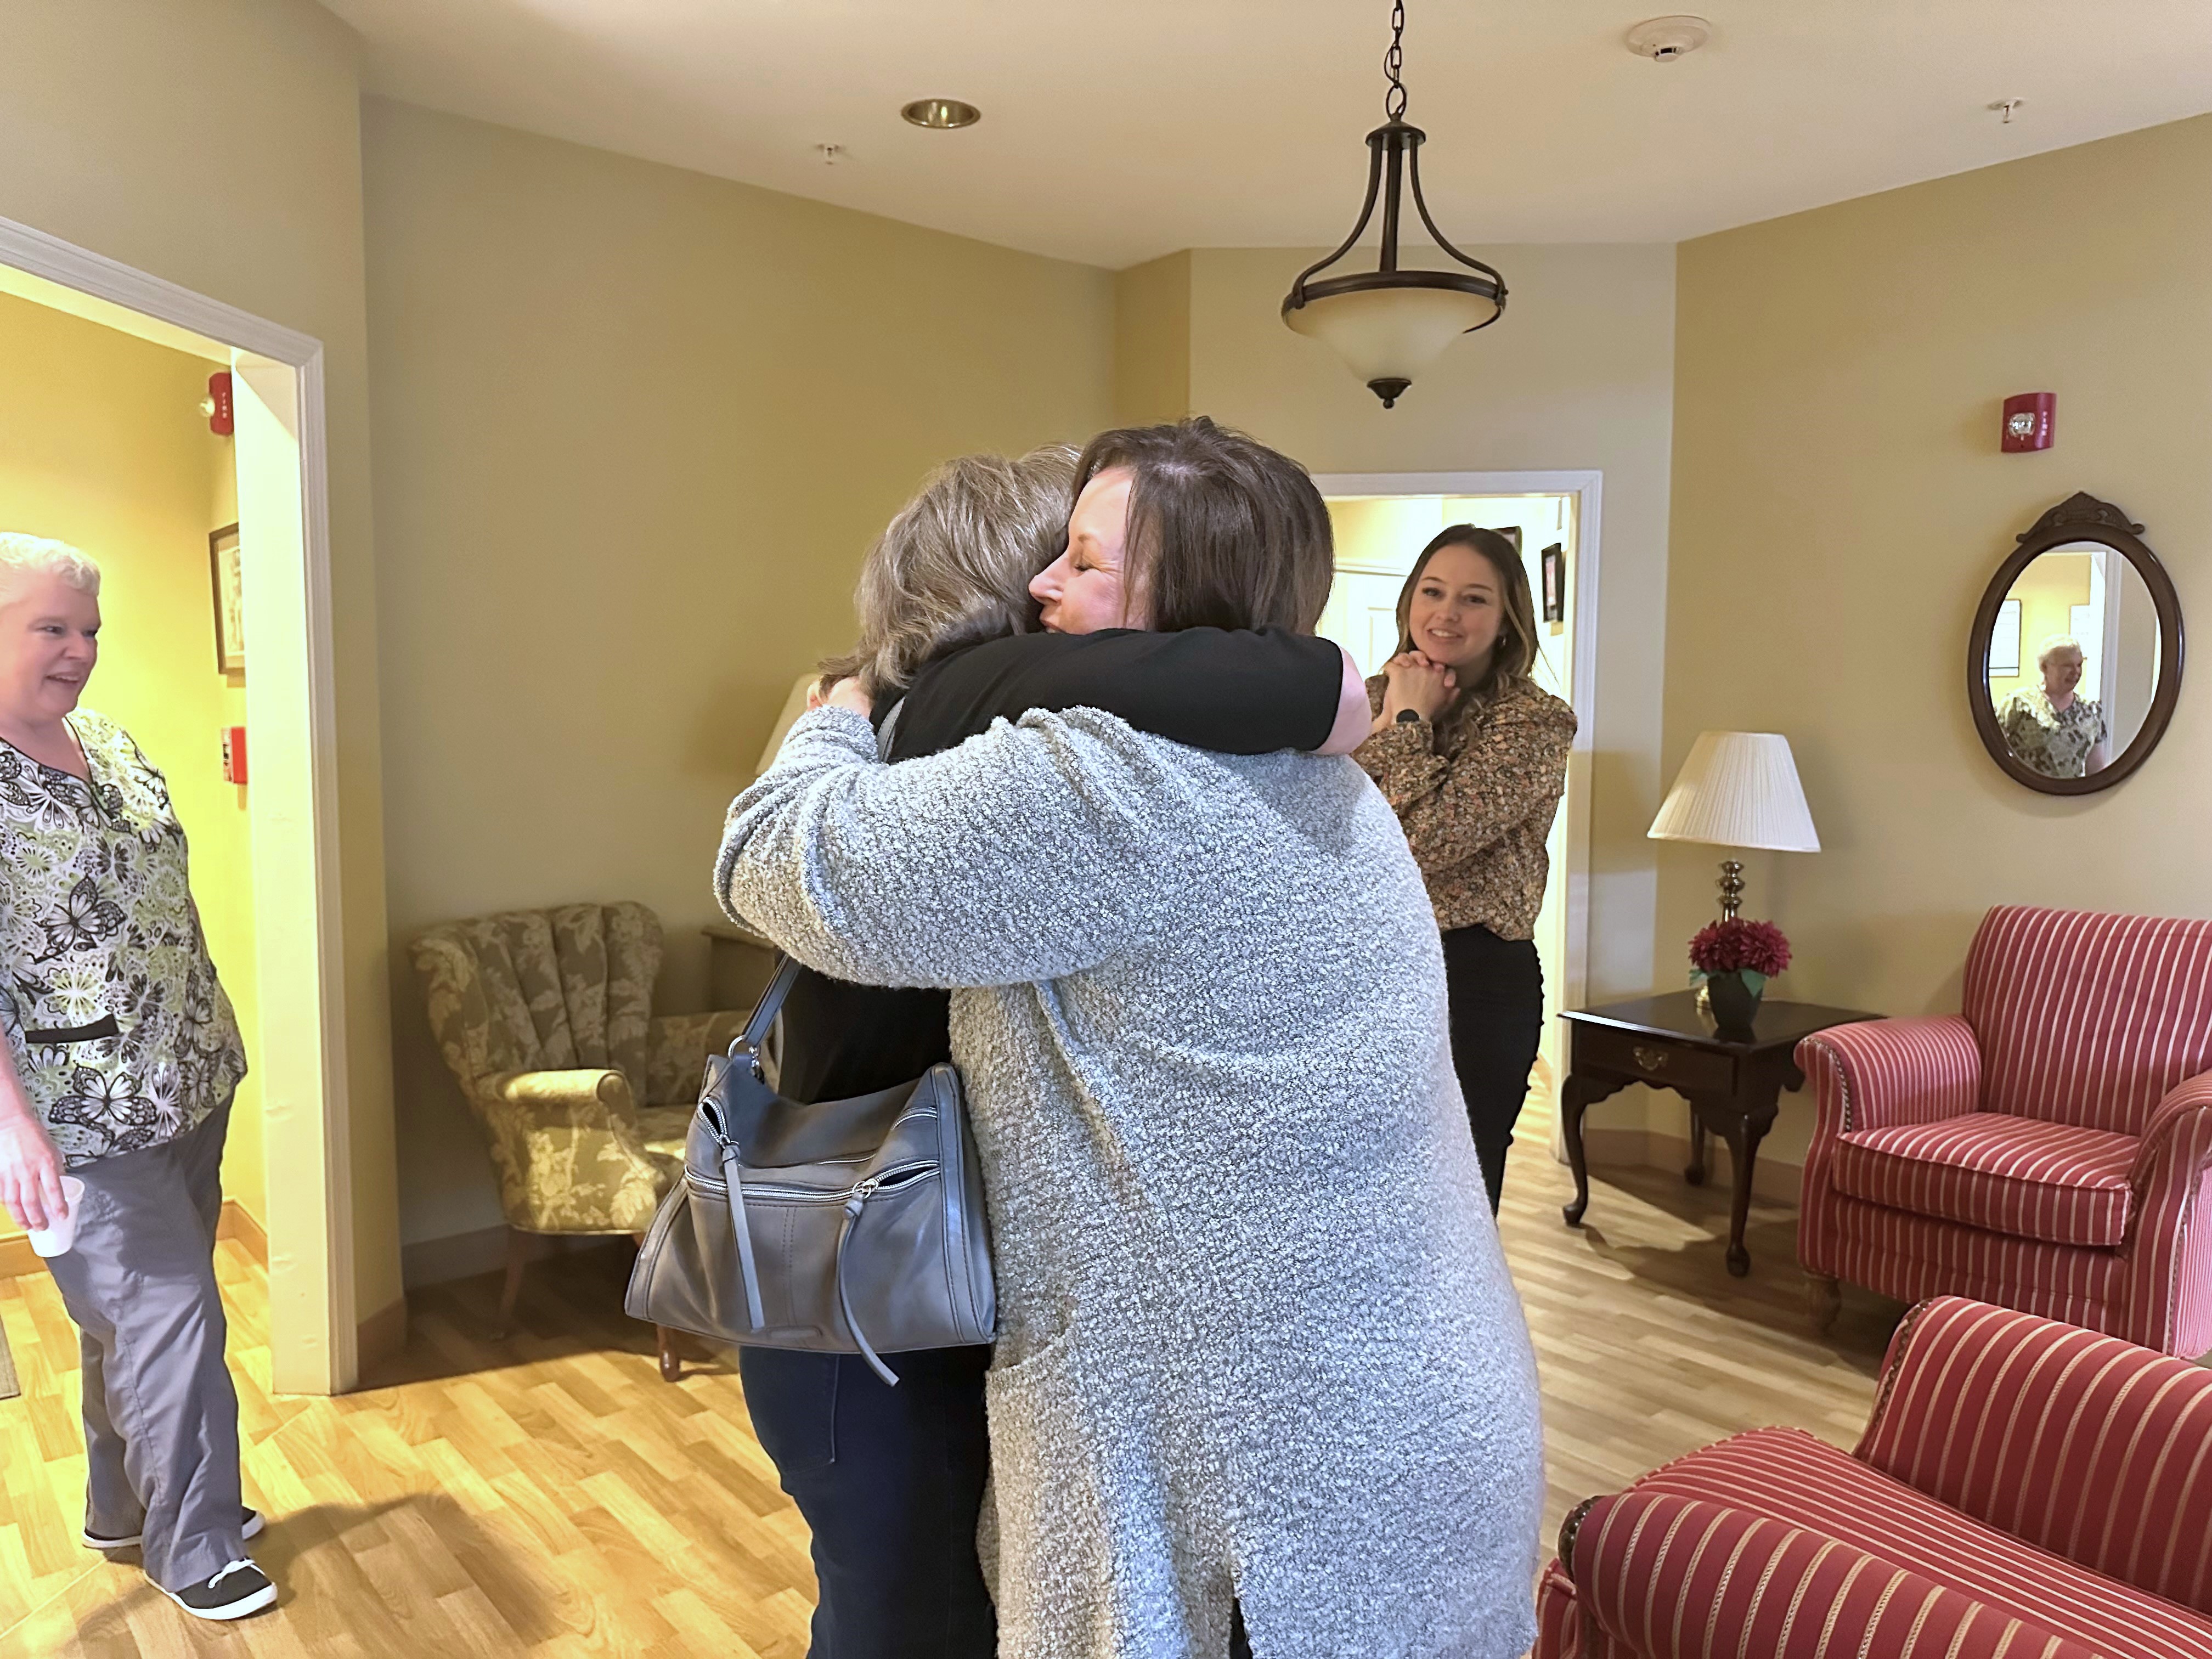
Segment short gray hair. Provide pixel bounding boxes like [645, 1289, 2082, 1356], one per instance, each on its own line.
[0, 533, 101, 596]
[2037, 634, 2086, 669]
[827, 447, 1077, 697]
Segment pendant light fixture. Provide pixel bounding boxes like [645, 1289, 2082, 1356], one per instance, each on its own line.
[1282, 0, 1506, 408]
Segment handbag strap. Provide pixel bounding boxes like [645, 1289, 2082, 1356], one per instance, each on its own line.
[734, 953, 804, 1066]
[726, 696, 900, 1066]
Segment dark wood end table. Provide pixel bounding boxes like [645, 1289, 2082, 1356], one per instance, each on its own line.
[1560, 992, 1878, 1277]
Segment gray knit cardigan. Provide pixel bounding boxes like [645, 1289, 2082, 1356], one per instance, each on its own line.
[717, 706, 1544, 1659]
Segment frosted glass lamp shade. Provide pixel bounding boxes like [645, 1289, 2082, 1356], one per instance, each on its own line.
[1648, 731, 1821, 852]
[1284, 284, 1501, 404]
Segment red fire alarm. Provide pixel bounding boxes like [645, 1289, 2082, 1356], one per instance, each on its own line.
[221, 726, 247, 786]
[2001, 391, 2055, 453]
[204, 371, 234, 437]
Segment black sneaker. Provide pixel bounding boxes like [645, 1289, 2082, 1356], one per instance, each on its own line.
[83, 1507, 264, 1551]
[159, 1559, 276, 1620]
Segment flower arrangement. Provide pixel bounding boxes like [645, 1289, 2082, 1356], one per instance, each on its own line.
[1689, 917, 1791, 1032]
[1688, 918, 1791, 981]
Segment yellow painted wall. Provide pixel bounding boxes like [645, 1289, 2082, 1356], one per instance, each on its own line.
[1985, 552, 2091, 707]
[1664, 114, 2212, 1169]
[360, 101, 1116, 1250]
[1123, 244, 1679, 1001]
[1114, 253, 1192, 426]
[0, 0, 403, 1328]
[0, 292, 261, 1244]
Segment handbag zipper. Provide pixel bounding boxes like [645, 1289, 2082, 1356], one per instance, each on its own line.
[686, 1162, 935, 1203]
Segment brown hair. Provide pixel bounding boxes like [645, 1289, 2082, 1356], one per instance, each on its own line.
[1070, 416, 1334, 633]
[1392, 524, 1540, 708]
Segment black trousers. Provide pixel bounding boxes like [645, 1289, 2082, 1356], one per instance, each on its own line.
[738, 1344, 996, 1659]
[1442, 924, 1547, 1212]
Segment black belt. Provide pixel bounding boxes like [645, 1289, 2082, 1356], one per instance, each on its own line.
[23, 1014, 120, 1045]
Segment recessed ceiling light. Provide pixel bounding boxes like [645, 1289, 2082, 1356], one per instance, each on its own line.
[902, 98, 981, 130]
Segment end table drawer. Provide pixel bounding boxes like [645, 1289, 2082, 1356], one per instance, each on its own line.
[1576, 1025, 1735, 1094]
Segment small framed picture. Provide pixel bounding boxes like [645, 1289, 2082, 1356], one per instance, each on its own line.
[210, 523, 245, 675]
[1988, 597, 2021, 676]
[1540, 543, 1566, 625]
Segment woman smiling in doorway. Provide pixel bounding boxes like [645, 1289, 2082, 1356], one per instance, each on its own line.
[1357, 524, 1576, 1212]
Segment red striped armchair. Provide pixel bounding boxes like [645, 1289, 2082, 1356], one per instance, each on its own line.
[1797, 906, 2212, 1358]
[1535, 1296, 2212, 1659]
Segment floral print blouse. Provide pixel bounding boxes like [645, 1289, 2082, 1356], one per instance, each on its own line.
[0, 710, 246, 1167]
[1994, 686, 2107, 780]
[1355, 674, 1577, 940]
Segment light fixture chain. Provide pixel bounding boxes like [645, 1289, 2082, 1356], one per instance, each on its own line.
[1383, 0, 1408, 120]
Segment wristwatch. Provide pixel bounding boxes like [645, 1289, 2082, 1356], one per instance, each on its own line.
[1395, 708, 1423, 725]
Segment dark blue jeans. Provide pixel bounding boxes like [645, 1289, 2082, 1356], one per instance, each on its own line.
[739, 1344, 996, 1659]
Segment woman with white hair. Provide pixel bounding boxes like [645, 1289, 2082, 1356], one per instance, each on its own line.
[0, 534, 269, 1619]
[1995, 634, 2111, 778]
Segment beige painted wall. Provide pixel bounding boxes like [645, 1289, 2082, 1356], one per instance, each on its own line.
[361, 101, 1115, 1251]
[0, 292, 262, 1245]
[1121, 245, 1679, 1000]
[0, 0, 402, 1328]
[1664, 114, 2212, 1169]
[1113, 253, 1192, 425]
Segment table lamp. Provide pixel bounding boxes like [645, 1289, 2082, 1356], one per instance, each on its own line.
[1647, 731, 1821, 918]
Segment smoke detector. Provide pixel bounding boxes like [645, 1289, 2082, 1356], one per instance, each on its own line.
[1626, 15, 1712, 61]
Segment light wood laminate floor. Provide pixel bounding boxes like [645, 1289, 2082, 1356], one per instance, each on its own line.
[0, 1122, 1904, 1656]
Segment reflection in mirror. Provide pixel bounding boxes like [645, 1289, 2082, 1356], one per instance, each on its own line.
[1980, 542, 2162, 780]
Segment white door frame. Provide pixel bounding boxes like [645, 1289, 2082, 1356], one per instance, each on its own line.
[1312, 469, 1603, 1020]
[0, 213, 357, 1393]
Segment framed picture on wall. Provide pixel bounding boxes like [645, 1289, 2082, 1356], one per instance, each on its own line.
[1988, 596, 2022, 676]
[1540, 543, 1566, 625]
[210, 523, 245, 675]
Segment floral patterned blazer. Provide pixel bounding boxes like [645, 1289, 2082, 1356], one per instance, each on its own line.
[1355, 673, 1577, 941]
[0, 710, 246, 1167]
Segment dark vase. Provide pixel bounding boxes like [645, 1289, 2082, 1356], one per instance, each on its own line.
[1706, 970, 1763, 1035]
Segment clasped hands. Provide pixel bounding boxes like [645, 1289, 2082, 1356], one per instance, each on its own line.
[1374, 651, 1457, 731]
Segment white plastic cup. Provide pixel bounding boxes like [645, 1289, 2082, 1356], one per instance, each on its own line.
[27, 1175, 86, 1258]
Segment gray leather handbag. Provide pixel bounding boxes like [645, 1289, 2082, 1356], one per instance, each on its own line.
[625, 955, 997, 1385]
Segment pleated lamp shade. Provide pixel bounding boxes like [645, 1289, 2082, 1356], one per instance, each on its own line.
[1647, 732, 1821, 852]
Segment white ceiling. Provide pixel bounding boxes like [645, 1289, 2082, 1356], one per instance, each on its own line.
[321, 1, 2212, 269]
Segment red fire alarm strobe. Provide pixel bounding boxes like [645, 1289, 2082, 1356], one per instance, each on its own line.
[2002, 391, 2055, 453]
[205, 371, 234, 437]
[221, 726, 247, 786]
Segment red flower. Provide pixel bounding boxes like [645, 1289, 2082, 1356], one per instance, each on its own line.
[1689, 918, 1791, 978]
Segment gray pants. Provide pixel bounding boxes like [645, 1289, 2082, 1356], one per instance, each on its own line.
[45, 1099, 245, 1591]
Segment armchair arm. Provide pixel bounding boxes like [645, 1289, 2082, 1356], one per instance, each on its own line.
[1567, 1488, 2095, 1659]
[645, 1010, 749, 1107]
[1796, 1017, 1982, 1139]
[475, 1066, 668, 1234]
[2121, 1068, 2212, 1359]
[2128, 1068, 2212, 1201]
[1857, 1294, 2212, 1615]
[1796, 1018, 1983, 1277]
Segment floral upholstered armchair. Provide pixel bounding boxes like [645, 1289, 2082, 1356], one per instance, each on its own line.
[410, 901, 746, 1379]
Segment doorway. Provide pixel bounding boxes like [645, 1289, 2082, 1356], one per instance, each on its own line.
[1313, 470, 1601, 1139]
[0, 217, 357, 1394]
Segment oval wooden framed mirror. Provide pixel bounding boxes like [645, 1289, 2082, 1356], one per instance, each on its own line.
[1967, 492, 2186, 795]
